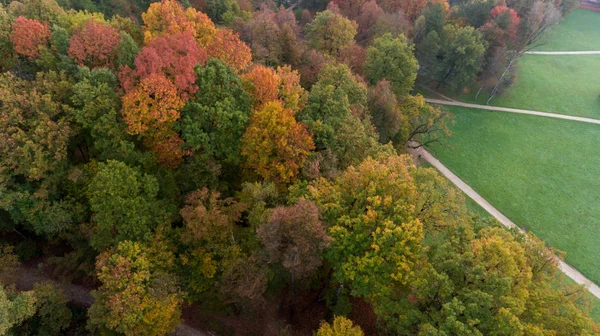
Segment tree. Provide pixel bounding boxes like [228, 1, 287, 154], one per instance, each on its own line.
[240, 7, 302, 67]
[368, 80, 401, 143]
[365, 33, 418, 97]
[0, 72, 77, 235]
[206, 29, 252, 72]
[413, 2, 446, 45]
[298, 154, 424, 302]
[305, 10, 358, 57]
[21, 283, 72, 336]
[10, 16, 50, 59]
[484, 1, 560, 104]
[7, 0, 66, 26]
[179, 188, 246, 297]
[87, 160, 170, 250]
[180, 58, 251, 164]
[114, 32, 140, 69]
[0, 286, 37, 335]
[68, 19, 120, 68]
[242, 64, 307, 111]
[317, 316, 365, 336]
[0, 5, 13, 71]
[257, 200, 331, 280]
[378, 223, 598, 335]
[396, 94, 451, 148]
[121, 74, 184, 136]
[299, 63, 367, 150]
[88, 240, 183, 336]
[131, 32, 205, 98]
[243, 64, 280, 107]
[241, 101, 314, 184]
[377, 0, 449, 21]
[142, 0, 216, 46]
[417, 24, 486, 90]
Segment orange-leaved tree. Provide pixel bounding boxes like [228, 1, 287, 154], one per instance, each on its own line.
[142, 0, 216, 47]
[10, 16, 50, 59]
[121, 74, 184, 135]
[243, 64, 307, 111]
[206, 29, 252, 72]
[241, 101, 314, 183]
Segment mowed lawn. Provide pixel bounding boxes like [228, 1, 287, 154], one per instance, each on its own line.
[457, 10, 600, 118]
[535, 9, 600, 51]
[490, 55, 600, 118]
[428, 106, 600, 285]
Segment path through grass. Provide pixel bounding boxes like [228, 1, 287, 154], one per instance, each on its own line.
[429, 106, 600, 285]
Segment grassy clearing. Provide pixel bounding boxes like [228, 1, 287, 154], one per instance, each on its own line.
[459, 54, 600, 118]
[452, 10, 600, 117]
[535, 9, 600, 51]
[428, 105, 600, 285]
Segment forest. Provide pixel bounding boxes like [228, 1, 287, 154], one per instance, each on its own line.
[0, 0, 598, 334]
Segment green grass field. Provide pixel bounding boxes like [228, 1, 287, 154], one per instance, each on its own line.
[429, 106, 600, 285]
[455, 9, 600, 118]
[462, 54, 600, 118]
[535, 9, 600, 51]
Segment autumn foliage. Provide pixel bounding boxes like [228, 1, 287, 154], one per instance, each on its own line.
[258, 200, 331, 279]
[132, 32, 206, 98]
[207, 29, 252, 72]
[142, 0, 216, 46]
[243, 65, 307, 111]
[68, 19, 120, 68]
[243, 65, 280, 107]
[10, 16, 50, 59]
[88, 241, 183, 336]
[121, 74, 184, 135]
[241, 101, 314, 183]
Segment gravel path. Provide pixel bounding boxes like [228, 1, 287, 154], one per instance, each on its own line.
[424, 98, 600, 125]
[14, 266, 207, 336]
[409, 144, 600, 299]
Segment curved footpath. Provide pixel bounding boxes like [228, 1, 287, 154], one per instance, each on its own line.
[409, 145, 600, 299]
[424, 98, 600, 125]
[14, 267, 208, 336]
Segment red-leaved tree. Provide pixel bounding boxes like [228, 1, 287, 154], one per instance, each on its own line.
[10, 16, 50, 59]
[68, 19, 120, 68]
[132, 32, 206, 99]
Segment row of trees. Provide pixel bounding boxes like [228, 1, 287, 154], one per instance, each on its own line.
[0, 0, 596, 335]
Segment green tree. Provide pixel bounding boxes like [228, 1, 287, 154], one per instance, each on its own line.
[0, 286, 37, 335]
[17, 283, 72, 336]
[0, 72, 79, 235]
[365, 33, 418, 97]
[299, 63, 367, 150]
[87, 160, 171, 250]
[180, 59, 251, 165]
[417, 24, 486, 90]
[305, 10, 358, 57]
[88, 240, 183, 336]
[296, 154, 424, 302]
